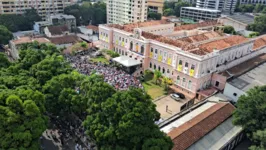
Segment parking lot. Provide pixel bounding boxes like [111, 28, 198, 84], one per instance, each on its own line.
[154, 95, 192, 120]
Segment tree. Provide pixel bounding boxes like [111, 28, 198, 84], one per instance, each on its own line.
[174, 1, 191, 17]
[154, 70, 162, 85]
[162, 76, 172, 91]
[83, 88, 173, 149]
[254, 4, 265, 13]
[223, 25, 236, 34]
[24, 8, 42, 27]
[248, 32, 260, 38]
[0, 52, 11, 68]
[148, 12, 162, 20]
[43, 71, 87, 119]
[233, 85, 266, 149]
[163, 8, 175, 16]
[247, 15, 266, 34]
[249, 129, 266, 150]
[0, 89, 47, 150]
[0, 25, 13, 44]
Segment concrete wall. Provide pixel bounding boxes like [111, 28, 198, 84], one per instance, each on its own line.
[223, 82, 246, 102]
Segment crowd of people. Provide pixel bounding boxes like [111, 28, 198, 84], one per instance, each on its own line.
[65, 50, 143, 90]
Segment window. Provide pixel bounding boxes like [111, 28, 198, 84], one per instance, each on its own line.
[122, 38, 124, 42]
[150, 62, 152, 68]
[188, 80, 192, 89]
[176, 76, 180, 84]
[215, 81, 219, 87]
[141, 45, 144, 54]
[185, 62, 188, 67]
[163, 68, 165, 74]
[182, 78, 186, 87]
[155, 49, 158, 54]
[130, 42, 133, 50]
[179, 60, 182, 65]
[158, 66, 161, 71]
[154, 64, 156, 70]
[151, 47, 153, 53]
[167, 69, 170, 73]
[233, 93, 237, 97]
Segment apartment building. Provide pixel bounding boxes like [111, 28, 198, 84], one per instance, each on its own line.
[107, 0, 148, 24]
[196, 0, 237, 13]
[147, 0, 164, 14]
[98, 20, 266, 97]
[0, 0, 77, 20]
[180, 7, 221, 22]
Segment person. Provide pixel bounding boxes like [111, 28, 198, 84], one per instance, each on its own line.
[166, 105, 168, 112]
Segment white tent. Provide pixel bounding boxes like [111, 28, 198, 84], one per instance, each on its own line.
[112, 56, 141, 67]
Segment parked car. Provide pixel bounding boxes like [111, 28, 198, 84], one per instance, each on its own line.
[175, 92, 185, 99]
[170, 93, 181, 101]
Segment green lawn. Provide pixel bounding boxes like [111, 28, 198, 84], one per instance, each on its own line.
[91, 56, 109, 64]
[142, 72, 167, 99]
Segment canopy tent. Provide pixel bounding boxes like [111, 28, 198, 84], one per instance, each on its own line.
[112, 56, 141, 67]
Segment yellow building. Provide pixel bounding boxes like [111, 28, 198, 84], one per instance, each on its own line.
[147, 0, 164, 14]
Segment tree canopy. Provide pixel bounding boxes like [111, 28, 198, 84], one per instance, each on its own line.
[223, 25, 236, 34]
[148, 12, 162, 20]
[64, 2, 106, 26]
[0, 8, 41, 32]
[0, 25, 13, 45]
[163, 1, 191, 17]
[247, 15, 266, 34]
[233, 85, 266, 149]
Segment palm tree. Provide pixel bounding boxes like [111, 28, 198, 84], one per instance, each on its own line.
[154, 70, 162, 85]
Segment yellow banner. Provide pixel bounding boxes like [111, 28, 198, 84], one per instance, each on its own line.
[158, 55, 162, 62]
[177, 64, 182, 71]
[150, 52, 153, 58]
[190, 69, 194, 76]
[116, 40, 118, 45]
[122, 42, 125, 46]
[167, 58, 172, 65]
[136, 45, 139, 52]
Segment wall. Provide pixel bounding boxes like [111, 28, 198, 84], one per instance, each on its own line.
[211, 73, 227, 90]
[223, 82, 245, 102]
[218, 17, 247, 32]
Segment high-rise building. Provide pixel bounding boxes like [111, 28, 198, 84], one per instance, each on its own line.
[0, 0, 78, 20]
[240, 0, 266, 5]
[147, 0, 164, 14]
[196, 0, 237, 13]
[107, 0, 148, 24]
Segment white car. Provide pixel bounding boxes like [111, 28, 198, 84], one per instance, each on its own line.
[170, 94, 181, 101]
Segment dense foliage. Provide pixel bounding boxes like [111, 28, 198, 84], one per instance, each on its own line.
[223, 25, 236, 34]
[0, 8, 41, 32]
[163, 1, 191, 17]
[64, 2, 106, 26]
[233, 85, 266, 149]
[235, 4, 266, 13]
[148, 12, 162, 20]
[0, 25, 13, 44]
[247, 15, 266, 34]
[0, 42, 173, 149]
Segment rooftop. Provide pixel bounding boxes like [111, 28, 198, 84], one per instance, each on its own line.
[47, 25, 69, 35]
[165, 102, 235, 150]
[86, 25, 99, 31]
[49, 35, 81, 45]
[198, 35, 248, 53]
[174, 20, 219, 31]
[12, 36, 50, 45]
[182, 7, 222, 12]
[50, 14, 75, 19]
[225, 13, 254, 25]
[108, 20, 170, 32]
[178, 31, 224, 43]
[253, 35, 266, 50]
[229, 62, 266, 92]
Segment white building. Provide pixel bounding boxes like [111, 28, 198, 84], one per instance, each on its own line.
[224, 62, 266, 102]
[107, 0, 148, 24]
[180, 7, 221, 22]
[240, 0, 266, 5]
[196, 0, 237, 13]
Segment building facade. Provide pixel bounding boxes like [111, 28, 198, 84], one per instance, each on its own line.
[107, 0, 148, 24]
[180, 7, 221, 22]
[147, 0, 164, 14]
[0, 0, 77, 20]
[98, 20, 266, 96]
[240, 0, 266, 5]
[196, 0, 237, 13]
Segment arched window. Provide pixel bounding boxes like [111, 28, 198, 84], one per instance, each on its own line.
[158, 66, 161, 71]
[167, 69, 170, 73]
[154, 64, 156, 70]
[119, 49, 121, 54]
[141, 45, 144, 54]
[163, 68, 165, 74]
[155, 49, 158, 54]
[188, 80, 192, 89]
[185, 62, 188, 67]
[151, 48, 153, 53]
[176, 76, 180, 84]
[130, 42, 133, 50]
[182, 78, 186, 87]
[122, 51, 124, 55]
[150, 62, 152, 68]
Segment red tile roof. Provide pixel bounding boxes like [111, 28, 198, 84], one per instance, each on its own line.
[253, 36, 266, 50]
[86, 25, 99, 31]
[13, 37, 50, 45]
[199, 35, 248, 53]
[49, 35, 81, 45]
[168, 102, 235, 150]
[47, 25, 69, 35]
[174, 21, 219, 31]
